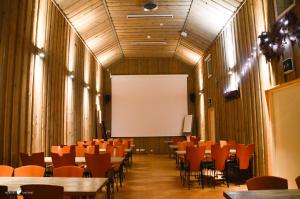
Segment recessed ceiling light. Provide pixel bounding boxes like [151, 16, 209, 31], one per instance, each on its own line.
[144, 2, 158, 11]
[160, 23, 164, 26]
[181, 31, 188, 37]
[147, 35, 151, 39]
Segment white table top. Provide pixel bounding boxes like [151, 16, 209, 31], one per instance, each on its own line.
[125, 148, 132, 152]
[175, 149, 236, 155]
[169, 145, 178, 149]
[0, 177, 107, 196]
[44, 156, 124, 164]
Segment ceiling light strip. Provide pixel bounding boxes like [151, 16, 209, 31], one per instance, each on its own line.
[132, 41, 167, 45]
[127, 14, 174, 19]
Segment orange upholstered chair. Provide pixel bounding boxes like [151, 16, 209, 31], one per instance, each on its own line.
[211, 144, 230, 187]
[205, 140, 214, 150]
[20, 152, 45, 167]
[177, 141, 186, 151]
[14, 165, 45, 177]
[85, 153, 112, 178]
[51, 146, 70, 156]
[0, 185, 8, 199]
[236, 144, 254, 169]
[0, 165, 14, 176]
[51, 153, 75, 168]
[246, 176, 288, 190]
[106, 145, 114, 155]
[21, 184, 64, 199]
[75, 146, 85, 157]
[85, 145, 96, 154]
[296, 176, 300, 189]
[183, 146, 206, 188]
[53, 166, 83, 177]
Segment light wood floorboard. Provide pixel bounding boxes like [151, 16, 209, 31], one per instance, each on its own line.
[115, 154, 247, 199]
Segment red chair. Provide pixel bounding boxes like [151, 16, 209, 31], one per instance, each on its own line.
[106, 145, 114, 155]
[51, 146, 70, 156]
[246, 176, 288, 190]
[21, 184, 64, 199]
[295, 176, 300, 189]
[53, 166, 83, 177]
[235, 144, 254, 182]
[211, 144, 230, 187]
[183, 146, 206, 189]
[14, 165, 45, 177]
[85, 153, 112, 178]
[0, 185, 8, 199]
[51, 153, 75, 168]
[75, 146, 85, 157]
[0, 165, 14, 176]
[20, 152, 45, 167]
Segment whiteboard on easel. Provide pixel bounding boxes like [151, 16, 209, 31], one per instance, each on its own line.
[183, 115, 193, 133]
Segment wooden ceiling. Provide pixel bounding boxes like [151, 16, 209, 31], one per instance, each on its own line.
[53, 0, 244, 67]
[53, 0, 123, 67]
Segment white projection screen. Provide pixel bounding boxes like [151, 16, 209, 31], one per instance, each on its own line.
[111, 75, 188, 137]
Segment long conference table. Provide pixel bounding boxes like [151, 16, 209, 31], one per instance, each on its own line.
[224, 189, 300, 199]
[0, 177, 109, 198]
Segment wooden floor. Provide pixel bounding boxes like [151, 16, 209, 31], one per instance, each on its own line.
[115, 154, 247, 199]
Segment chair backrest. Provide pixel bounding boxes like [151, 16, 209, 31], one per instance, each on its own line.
[106, 145, 114, 154]
[115, 145, 125, 157]
[75, 146, 85, 157]
[0, 165, 14, 177]
[77, 141, 84, 146]
[186, 141, 194, 147]
[206, 140, 213, 150]
[51, 153, 75, 168]
[295, 176, 300, 189]
[51, 146, 70, 156]
[53, 166, 84, 177]
[246, 176, 288, 190]
[236, 144, 254, 169]
[20, 152, 45, 167]
[177, 141, 186, 151]
[14, 165, 45, 177]
[0, 185, 8, 199]
[21, 184, 64, 199]
[98, 141, 107, 149]
[186, 146, 206, 172]
[85, 153, 111, 177]
[85, 145, 96, 154]
[212, 144, 229, 171]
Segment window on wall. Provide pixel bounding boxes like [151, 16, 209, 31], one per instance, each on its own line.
[224, 21, 238, 92]
[205, 54, 212, 79]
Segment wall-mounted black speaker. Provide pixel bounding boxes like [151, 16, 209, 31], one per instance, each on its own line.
[104, 95, 111, 104]
[189, 93, 195, 103]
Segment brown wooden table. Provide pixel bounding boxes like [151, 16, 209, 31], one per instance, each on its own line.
[0, 177, 109, 198]
[224, 189, 300, 199]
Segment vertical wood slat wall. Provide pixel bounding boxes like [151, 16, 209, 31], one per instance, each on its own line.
[0, 0, 102, 166]
[198, 0, 300, 175]
[103, 58, 196, 153]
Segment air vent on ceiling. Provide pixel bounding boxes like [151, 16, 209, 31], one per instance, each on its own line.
[132, 41, 167, 45]
[127, 14, 173, 19]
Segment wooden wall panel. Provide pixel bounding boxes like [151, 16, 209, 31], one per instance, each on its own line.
[103, 57, 195, 153]
[199, 0, 300, 175]
[0, 0, 103, 166]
